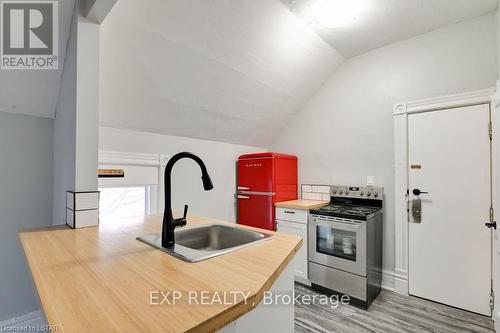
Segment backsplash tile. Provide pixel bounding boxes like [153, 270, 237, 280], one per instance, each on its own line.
[301, 184, 330, 201]
[303, 192, 322, 200]
[312, 185, 330, 193]
[301, 184, 312, 193]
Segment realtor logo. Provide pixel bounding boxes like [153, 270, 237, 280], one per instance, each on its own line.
[1, 1, 58, 69]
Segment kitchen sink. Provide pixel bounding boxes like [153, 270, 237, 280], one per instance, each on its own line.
[137, 224, 273, 262]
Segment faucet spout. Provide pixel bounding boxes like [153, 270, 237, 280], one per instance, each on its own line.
[162, 152, 214, 247]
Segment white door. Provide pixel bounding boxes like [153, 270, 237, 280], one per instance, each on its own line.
[408, 104, 492, 316]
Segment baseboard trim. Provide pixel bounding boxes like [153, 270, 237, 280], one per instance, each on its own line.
[0, 310, 44, 330]
[382, 269, 396, 291]
[382, 269, 409, 295]
[394, 269, 409, 295]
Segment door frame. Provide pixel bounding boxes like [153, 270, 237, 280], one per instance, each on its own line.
[393, 87, 496, 296]
[491, 85, 500, 329]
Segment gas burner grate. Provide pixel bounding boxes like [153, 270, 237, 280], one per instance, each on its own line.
[316, 204, 379, 217]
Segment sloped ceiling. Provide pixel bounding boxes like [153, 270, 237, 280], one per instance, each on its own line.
[0, 0, 75, 118]
[281, 0, 498, 57]
[99, 0, 344, 147]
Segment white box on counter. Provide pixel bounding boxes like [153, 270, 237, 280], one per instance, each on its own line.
[66, 191, 100, 229]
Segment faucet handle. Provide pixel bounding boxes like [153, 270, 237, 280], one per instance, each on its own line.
[173, 205, 188, 228]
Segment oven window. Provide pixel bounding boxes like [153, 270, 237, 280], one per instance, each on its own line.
[316, 225, 356, 261]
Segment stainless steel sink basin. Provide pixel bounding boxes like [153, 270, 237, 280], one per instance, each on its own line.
[137, 224, 273, 262]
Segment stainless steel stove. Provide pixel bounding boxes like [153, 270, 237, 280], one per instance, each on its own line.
[308, 185, 383, 308]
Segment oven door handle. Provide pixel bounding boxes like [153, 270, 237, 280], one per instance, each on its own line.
[313, 218, 360, 230]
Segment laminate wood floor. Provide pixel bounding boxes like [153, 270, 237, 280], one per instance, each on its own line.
[294, 283, 495, 333]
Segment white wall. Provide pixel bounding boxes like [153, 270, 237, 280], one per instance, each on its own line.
[75, 17, 100, 191]
[99, 127, 265, 222]
[99, 0, 343, 147]
[0, 0, 75, 119]
[54, 8, 100, 225]
[271, 13, 498, 277]
[0, 112, 53, 321]
[53, 2, 77, 225]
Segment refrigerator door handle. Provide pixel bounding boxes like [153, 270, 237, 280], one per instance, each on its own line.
[237, 195, 250, 199]
[237, 186, 251, 191]
[238, 191, 275, 196]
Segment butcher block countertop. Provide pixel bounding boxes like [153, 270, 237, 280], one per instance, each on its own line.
[18, 214, 302, 333]
[275, 199, 329, 210]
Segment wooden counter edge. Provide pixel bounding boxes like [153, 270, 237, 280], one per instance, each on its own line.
[186, 237, 303, 333]
[275, 200, 329, 210]
[18, 231, 64, 330]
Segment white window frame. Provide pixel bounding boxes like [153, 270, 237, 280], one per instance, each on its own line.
[98, 150, 172, 215]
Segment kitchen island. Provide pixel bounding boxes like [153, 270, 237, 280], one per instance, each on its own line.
[18, 214, 301, 333]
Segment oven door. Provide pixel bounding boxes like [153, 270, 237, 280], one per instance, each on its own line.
[309, 215, 366, 276]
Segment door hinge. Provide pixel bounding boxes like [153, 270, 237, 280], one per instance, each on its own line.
[486, 207, 497, 229]
[489, 121, 493, 140]
[490, 290, 495, 310]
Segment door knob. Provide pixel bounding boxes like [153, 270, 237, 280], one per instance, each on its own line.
[412, 189, 429, 196]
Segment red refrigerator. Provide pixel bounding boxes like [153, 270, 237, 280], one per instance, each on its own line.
[237, 152, 298, 231]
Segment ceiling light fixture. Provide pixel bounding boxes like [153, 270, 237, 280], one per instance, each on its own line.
[304, 0, 367, 28]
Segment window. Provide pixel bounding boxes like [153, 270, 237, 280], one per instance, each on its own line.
[99, 186, 148, 220]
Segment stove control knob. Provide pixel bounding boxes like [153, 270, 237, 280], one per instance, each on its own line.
[374, 192, 379, 197]
[339, 190, 344, 194]
[332, 189, 337, 194]
[367, 192, 372, 197]
[360, 191, 364, 196]
[345, 190, 349, 195]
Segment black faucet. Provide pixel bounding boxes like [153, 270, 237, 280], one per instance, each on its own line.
[162, 152, 214, 247]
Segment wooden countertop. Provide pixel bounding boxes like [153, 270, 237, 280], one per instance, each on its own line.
[275, 199, 329, 210]
[18, 214, 301, 333]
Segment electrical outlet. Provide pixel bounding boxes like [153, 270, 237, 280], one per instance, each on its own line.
[367, 176, 374, 186]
